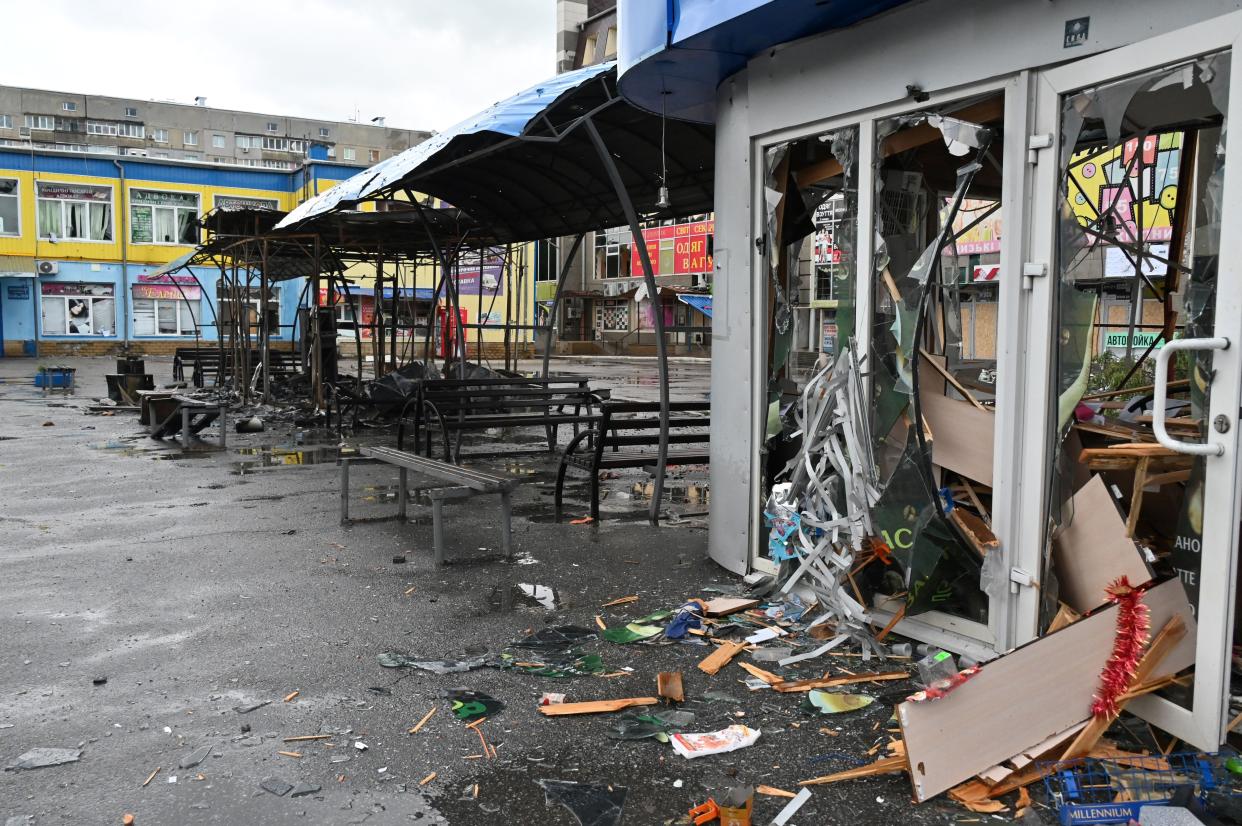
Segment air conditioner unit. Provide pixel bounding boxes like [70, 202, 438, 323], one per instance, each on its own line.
[36, 260, 59, 276]
[241, 147, 249, 153]
[691, 272, 712, 289]
[127, 148, 148, 157]
[565, 305, 581, 319]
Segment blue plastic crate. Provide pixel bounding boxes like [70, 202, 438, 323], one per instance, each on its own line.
[1040, 751, 1233, 825]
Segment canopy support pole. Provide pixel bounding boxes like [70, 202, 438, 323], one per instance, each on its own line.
[541, 233, 586, 380]
[585, 117, 669, 526]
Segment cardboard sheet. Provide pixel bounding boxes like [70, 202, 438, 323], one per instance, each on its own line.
[897, 578, 1196, 802]
[919, 391, 994, 486]
[1052, 475, 1153, 613]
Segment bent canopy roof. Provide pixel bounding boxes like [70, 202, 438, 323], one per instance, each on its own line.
[278, 63, 714, 243]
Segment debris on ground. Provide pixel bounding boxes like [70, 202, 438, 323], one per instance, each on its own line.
[536, 778, 627, 826]
[670, 725, 761, 759]
[5, 748, 82, 771]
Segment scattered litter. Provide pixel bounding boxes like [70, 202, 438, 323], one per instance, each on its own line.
[755, 785, 796, 798]
[408, 707, 437, 733]
[717, 785, 754, 825]
[233, 700, 270, 714]
[540, 697, 658, 717]
[178, 745, 212, 769]
[665, 599, 708, 639]
[601, 595, 639, 608]
[419, 772, 437, 786]
[141, 767, 160, 787]
[537, 778, 627, 826]
[5, 748, 82, 771]
[122, 815, 135, 826]
[282, 734, 333, 743]
[276, 750, 301, 759]
[539, 693, 567, 706]
[607, 709, 696, 742]
[670, 725, 761, 759]
[657, 672, 685, 703]
[289, 782, 320, 798]
[805, 691, 874, 715]
[354, 741, 368, 751]
[513, 626, 597, 650]
[448, 689, 504, 722]
[744, 628, 787, 645]
[259, 777, 292, 797]
[377, 653, 489, 673]
[92, 676, 107, 686]
[601, 623, 663, 644]
[282, 690, 299, 703]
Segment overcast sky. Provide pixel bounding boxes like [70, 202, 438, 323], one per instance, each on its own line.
[0, 0, 556, 132]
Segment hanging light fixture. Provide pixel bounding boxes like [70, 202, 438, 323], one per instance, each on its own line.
[655, 88, 671, 211]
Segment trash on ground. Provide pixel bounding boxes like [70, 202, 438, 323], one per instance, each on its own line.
[657, 671, 684, 703]
[5, 748, 82, 771]
[177, 745, 212, 769]
[259, 777, 293, 797]
[448, 689, 504, 722]
[539, 696, 658, 717]
[537, 778, 627, 826]
[805, 691, 874, 714]
[670, 725, 761, 759]
[378, 652, 489, 673]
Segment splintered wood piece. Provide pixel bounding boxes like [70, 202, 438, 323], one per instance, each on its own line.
[419, 772, 437, 786]
[657, 672, 685, 703]
[601, 595, 639, 608]
[756, 785, 797, 798]
[1047, 603, 1082, 634]
[950, 509, 1000, 557]
[283, 734, 333, 743]
[899, 578, 1195, 804]
[772, 671, 907, 693]
[698, 641, 746, 675]
[537, 697, 659, 717]
[1059, 615, 1186, 763]
[408, 707, 437, 734]
[949, 779, 1009, 814]
[737, 660, 782, 685]
[283, 690, 300, 703]
[277, 751, 302, 758]
[875, 606, 906, 642]
[703, 597, 760, 617]
[799, 754, 908, 786]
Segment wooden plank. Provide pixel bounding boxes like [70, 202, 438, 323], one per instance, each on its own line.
[799, 754, 908, 786]
[538, 697, 659, 717]
[1051, 475, 1152, 614]
[772, 671, 908, 693]
[697, 641, 746, 675]
[1046, 603, 1082, 634]
[919, 391, 995, 486]
[1126, 456, 1151, 538]
[897, 577, 1196, 803]
[703, 597, 759, 617]
[918, 349, 986, 411]
[737, 660, 783, 685]
[657, 672, 685, 703]
[949, 509, 999, 557]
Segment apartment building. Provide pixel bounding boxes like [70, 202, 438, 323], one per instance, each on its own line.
[0, 85, 430, 170]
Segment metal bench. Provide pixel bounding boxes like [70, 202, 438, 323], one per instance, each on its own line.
[148, 394, 228, 448]
[174, 348, 300, 387]
[397, 376, 606, 462]
[554, 400, 710, 522]
[340, 445, 519, 566]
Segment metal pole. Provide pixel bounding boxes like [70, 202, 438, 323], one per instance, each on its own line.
[584, 118, 669, 526]
[541, 233, 586, 379]
[411, 200, 467, 379]
[260, 240, 271, 402]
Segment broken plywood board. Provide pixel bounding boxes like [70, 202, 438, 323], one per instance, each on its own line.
[538, 697, 658, 717]
[1052, 475, 1152, 614]
[920, 390, 994, 487]
[897, 577, 1196, 803]
[704, 597, 760, 617]
[698, 641, 746, 675]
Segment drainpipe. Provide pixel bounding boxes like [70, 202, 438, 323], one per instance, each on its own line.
[112, 159, 130, 350]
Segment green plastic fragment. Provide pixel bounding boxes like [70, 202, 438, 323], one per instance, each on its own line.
[601, 623, 664, 644]
[805, 691, 875, 715]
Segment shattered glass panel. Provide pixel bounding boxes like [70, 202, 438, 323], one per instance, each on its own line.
[866, 93, 1005, 619]
[1048, 54, 1228, 712]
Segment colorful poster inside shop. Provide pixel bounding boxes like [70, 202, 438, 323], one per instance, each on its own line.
[946, 198, 1002, 254]
[1066, 131, 1182, 243]
[453, 251, 505, 296]
[630, 220, 714, 276]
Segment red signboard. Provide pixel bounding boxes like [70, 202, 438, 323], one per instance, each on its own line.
[630, 220, 714, 276]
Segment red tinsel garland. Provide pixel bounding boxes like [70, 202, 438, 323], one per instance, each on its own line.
[1090, 576, 1151, 718]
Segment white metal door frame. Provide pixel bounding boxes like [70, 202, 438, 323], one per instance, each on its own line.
[1030, 10, 1242, 749]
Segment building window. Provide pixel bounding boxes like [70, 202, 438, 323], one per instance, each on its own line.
[133, 295, 200, 336]
[236, 134, 259, 149]
[117, 123, 144, 139]
[369, 149, 380, 163]
[86, 121, 119, 136]
[151, 128, 169, 143]
[0, 178, 18, 236]
[536, 238, 559, 282]
[24, 115, 54, 131]
[62, 102, 76, 112]
[41, 282, 115, 335]
[595, 298, 629, 331]
[266, 122, 278, 134]
[211, 134, 225, 149]
[318, 127, 330, 138]
[216, 281, 280, 334]
[130, 189, 199, 245]
[326, 147, 336, 158]
[125, 107, 138, 118]
[36, 182, 112, 241]
[342, 147, 356, 162]
[594, 230, 631, 279]
[260, 136, 302, 152]
[181, 130, 198, 146]
[0, 115, 11, 129]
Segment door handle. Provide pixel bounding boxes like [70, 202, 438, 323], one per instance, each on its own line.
[1153, 337, 1230, 457]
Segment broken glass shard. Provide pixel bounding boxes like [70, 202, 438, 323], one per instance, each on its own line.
[537, 779, 627, 826]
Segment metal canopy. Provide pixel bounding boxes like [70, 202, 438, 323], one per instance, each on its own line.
[277, 63, 715, 242]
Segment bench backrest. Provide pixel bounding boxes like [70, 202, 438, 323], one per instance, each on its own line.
[597, 400, 711, 449]
[362, 445, 513, 491]
[418, 377, 600, 412]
